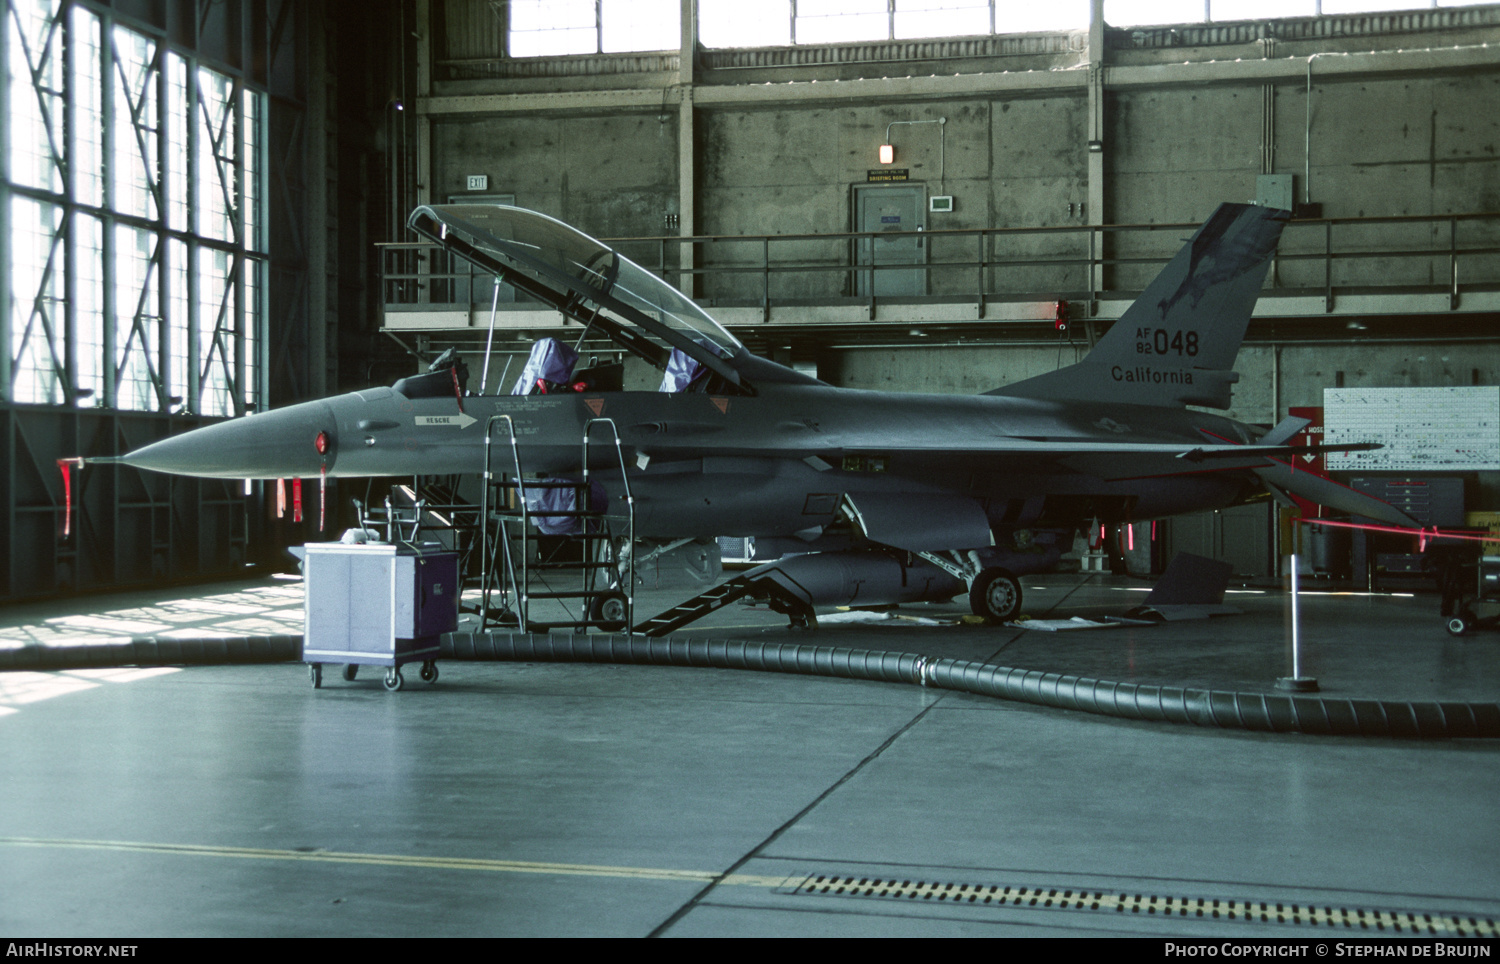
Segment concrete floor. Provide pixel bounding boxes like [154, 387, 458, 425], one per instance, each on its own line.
[1, 572, 1497, 937]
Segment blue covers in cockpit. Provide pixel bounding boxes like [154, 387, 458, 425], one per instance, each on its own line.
[524, 478, 606, 535]
[658, 346, 705, 393]
[511, 338, 578, 395]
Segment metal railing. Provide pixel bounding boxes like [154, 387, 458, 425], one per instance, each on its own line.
[381, 212, 1500, 322]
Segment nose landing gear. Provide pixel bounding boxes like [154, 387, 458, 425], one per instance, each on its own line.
[969, 568, 1023, 624]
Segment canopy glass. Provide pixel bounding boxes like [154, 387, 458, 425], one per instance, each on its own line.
[408, 204, 742, 364]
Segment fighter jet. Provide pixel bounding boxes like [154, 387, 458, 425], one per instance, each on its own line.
[118, 201, 1411, 625]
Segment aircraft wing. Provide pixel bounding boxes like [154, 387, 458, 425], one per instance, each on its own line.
[637, 434, 1376, 475]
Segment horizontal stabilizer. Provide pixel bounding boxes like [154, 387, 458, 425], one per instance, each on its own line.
[1258, 415, 1312, 447]
[1254, 461, 1418, 528]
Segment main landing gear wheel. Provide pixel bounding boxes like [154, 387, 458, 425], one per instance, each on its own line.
[420, 661, 439, 683]
[970, 568, 1022, 624]
[383, 667, 404, 692]
[590, 590, 630, 632]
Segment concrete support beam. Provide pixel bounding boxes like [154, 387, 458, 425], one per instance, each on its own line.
[416, 0, 432, 206]
[679, 0, 695, 87]
[417, 70, 1086, 117]
[421, 48, 1499, 117]
[678, 90, 695, 296]
[1105, 42, 1500, 90]
[307, 4, 329, 398]
[1088, 0, 1105, 295]
[678, 0, 696, 294]
[416, 41, 1498, 120]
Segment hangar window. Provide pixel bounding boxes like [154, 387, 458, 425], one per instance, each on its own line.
[698, 0, 1087, 47]
[508, 0, 681, 57]
[3, 0, 266, 416]
[1106, 0, 1492, 26]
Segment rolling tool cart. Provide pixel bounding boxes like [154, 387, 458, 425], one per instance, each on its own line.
[1424, 535, 1500, 636]
[303, 540, 460, 690]
[1443, 553, 1500, 637]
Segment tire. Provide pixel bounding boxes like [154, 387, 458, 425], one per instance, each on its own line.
[1447, 615, 1470, 636]
[420, 661, 439, 683]
[309, 663, 322, 689]
[342, 664, 358, 682]
[383, 667, 404, 692]
[970, 568, 1022, 624]
[590, 590, 630, 632]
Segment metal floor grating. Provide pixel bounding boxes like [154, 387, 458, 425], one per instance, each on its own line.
[789, 874, 1498, 936]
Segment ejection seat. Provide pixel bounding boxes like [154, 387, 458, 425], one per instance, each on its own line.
[658, 346, 708, 393]
[511, 337, 579, 395]
[393, 347, 469, 399]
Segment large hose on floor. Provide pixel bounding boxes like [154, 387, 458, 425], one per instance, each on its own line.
[0, 635, 301, 671]
[4, 631, 1496, 739]
[442, 632, 1500, 740]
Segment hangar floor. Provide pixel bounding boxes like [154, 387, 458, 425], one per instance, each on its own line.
[1, 571, 1497, 938]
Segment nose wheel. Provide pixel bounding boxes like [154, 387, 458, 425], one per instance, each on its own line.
[969, 568, 1022, 624]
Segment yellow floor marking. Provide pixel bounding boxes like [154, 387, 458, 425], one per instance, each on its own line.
[0, 836, 791, 889]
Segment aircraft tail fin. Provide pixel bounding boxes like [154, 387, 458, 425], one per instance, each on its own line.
[989, 203, 1289, 409]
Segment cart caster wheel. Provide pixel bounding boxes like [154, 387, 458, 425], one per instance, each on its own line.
[309, 663, 322, 689]
[383, 668, 404, 692]
[420, 661, 438, 683]
[342, 664, 358, 682]
[1447, 615, 1470, 636]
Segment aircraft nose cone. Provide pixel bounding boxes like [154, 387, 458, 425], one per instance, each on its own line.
[121, 401, 338, 479]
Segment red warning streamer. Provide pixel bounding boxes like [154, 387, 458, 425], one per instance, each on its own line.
[1294, 516, 1497, 553]
[57, 458, 84, 538]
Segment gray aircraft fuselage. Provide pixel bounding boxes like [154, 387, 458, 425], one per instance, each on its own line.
[117, 200, 1412, 620]
[143, 379, 1258, 541]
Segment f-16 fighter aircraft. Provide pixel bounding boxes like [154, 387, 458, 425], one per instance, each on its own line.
[119, 202, 1411, 624]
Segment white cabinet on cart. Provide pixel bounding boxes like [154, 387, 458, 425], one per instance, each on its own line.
[303, 541, 460, 691]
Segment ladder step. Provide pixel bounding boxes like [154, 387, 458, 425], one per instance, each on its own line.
[525, 590, 623, 600]
[633, 576, 759, 636]
[529, 561, 617, 570]
[482, 421, 637, 634]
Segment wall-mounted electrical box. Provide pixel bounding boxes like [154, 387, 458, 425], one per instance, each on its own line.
[1255, 174, 1293, 212]
[929, 195, 954, 213]
[467, 174, 489, 191]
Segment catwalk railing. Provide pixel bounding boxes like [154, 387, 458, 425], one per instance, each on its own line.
[380, 211, 1500, 324]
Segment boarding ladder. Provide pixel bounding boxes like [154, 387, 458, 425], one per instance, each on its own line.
[478, 416, 636, 633]
[631, 562, 819, 636]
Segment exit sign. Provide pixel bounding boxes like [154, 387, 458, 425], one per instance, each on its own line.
[467, 175, 488, 191]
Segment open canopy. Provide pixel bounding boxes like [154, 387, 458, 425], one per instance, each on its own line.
[408, 203, 746, 388]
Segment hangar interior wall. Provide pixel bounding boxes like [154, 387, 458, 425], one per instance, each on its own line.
[7, 2, 1499, 600]
[417, 3, 1500, 347]
[407, 1, 1500, 576]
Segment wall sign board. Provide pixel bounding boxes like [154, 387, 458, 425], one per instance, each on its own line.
[1325, 386, 1500, 471]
